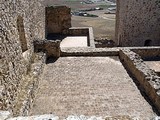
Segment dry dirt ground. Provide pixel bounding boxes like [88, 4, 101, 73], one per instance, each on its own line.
[72, 13, 115, 40]
[30, 57, 156, 119]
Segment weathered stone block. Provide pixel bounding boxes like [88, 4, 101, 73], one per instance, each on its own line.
[46, 6, 71, 37]
[34, 39, 61, 58]
[45, 40, 61, 58]
[0, 111, 11, 120]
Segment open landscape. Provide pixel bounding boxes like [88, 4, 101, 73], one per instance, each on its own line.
[72, 13, 115, 40]
[43, 0, 116, 40]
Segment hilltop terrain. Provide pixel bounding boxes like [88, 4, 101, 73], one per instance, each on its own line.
[43, 0, 116, 40]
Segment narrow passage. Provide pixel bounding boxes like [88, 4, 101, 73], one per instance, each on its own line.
[30, 57, 156, 119]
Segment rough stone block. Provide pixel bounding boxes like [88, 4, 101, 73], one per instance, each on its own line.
[0, 111, 11, 120]
[45, 40, 61, 58]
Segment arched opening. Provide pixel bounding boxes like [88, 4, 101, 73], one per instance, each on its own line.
[144, 39, 152, 46]
[17, 16, 28, 52]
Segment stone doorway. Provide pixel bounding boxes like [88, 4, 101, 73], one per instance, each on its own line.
[144, 39, 152, 46]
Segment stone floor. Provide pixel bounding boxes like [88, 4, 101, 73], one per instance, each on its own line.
[60, 36, 88, 48]
[30, 57, 157, 119]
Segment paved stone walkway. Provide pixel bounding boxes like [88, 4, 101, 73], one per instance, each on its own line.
[30, 57, 156, 119]
[60, 36, 88, 48]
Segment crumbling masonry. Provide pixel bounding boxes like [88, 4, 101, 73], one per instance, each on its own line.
[1, 0, 45, 115]
[115, 0, 160, 46]
[0, 0, 160, 119]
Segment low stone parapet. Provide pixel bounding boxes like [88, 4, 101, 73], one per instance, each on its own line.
[130, 47, 160, 59]
[61, 47, 119, 57]
[119, 49, 160, 113]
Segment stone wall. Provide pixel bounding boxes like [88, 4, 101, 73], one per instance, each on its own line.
[115, 0, 160, 46]
[46, 6, 71, 38]
[131, 47, 160, 59]
[119, 49, 160, 113]
[34, 39, 61, 58]
[0, 0, 45, 116]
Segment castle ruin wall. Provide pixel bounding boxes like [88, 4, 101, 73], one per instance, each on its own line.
[116, 0, 160, 46]
[45, 6, 71, 38]
[119, 49, 160, 113]
[0, 0, 45, 115]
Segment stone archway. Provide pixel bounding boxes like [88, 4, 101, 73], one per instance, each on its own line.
[144, 39, 152, 46]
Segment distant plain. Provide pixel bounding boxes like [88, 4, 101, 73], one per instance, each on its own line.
[44, 0, 116, 40]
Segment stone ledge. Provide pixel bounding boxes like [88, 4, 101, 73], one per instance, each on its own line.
[61, 47, 160, 57]
[61, 47, 119, 56]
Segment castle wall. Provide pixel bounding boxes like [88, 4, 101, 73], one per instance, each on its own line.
[46, 6, 71, 38]
[115, 0, 160, 46]
[0, 0, 45, 115]
[119, 49, 160, 113]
